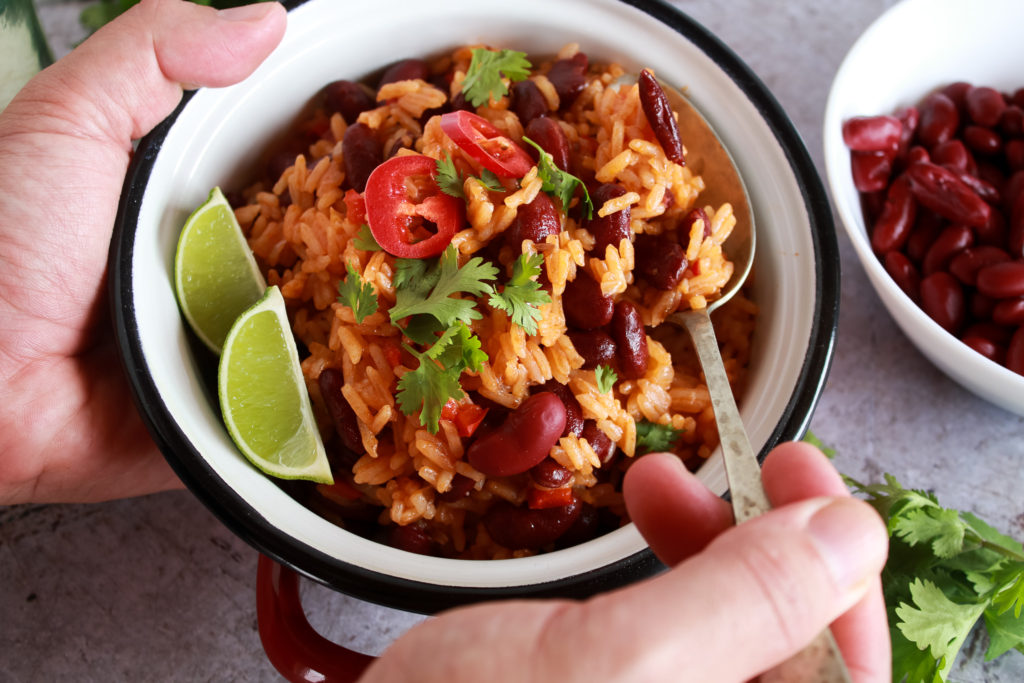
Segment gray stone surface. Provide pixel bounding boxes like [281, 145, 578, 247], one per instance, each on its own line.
[2, 1, 1023, 681]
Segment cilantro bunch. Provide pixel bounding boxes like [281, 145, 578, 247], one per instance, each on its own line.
[844, 473, 1024, 682]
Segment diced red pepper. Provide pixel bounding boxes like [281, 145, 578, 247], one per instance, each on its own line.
[343, 189, 367, 225]
[527, 486, 575, 510]
[439, 110, 534, 177]
[440, 398, 489, 438]
[364, 155, 463, 258]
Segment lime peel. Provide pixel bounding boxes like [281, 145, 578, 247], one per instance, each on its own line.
[218, 286, 333, 484]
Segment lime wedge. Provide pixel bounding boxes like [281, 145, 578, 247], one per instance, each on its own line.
[174, 187, 266, 353]
[218, 286, 333, 484]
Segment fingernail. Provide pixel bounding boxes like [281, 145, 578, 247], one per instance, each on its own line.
[806, 498, 886, 592]
[218, 2, 277, 22]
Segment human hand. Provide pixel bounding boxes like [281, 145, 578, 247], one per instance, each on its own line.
[0, 0, 286, 504]
[359, 442, 889, 682]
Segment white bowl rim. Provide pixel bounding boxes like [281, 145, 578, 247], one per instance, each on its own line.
[109, 0, 840, 613]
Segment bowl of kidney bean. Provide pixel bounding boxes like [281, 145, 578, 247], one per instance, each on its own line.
[824, 0, 1024, 415]
[110, 0, 839, 636]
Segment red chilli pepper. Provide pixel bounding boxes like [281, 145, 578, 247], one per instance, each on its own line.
[527, 486, 575, 510]
[364, 154, 463, 258]
[439, 110, 534, 177]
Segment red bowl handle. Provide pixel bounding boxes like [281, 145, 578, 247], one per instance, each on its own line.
[257, 554, 376, 683]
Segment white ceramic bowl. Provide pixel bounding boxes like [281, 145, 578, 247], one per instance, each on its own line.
[110, 0, 838, 612]
[823, 0, 1024, 416]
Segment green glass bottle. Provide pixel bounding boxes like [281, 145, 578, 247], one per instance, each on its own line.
[1, 0, 54, 110]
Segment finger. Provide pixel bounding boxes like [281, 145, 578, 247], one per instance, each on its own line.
[5, 0, 286, 143]
[762, 441, 891, 682]
[549, 495, 889, 682]
[622, 452, 733, 565]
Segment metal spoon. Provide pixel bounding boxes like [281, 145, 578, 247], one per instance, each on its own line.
[653, 80, 853, 682]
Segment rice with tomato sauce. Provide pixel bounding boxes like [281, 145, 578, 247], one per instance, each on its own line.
[232, 43, 756, 559]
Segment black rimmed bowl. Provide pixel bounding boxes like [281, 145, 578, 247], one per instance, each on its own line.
[109, 0, 838, 619]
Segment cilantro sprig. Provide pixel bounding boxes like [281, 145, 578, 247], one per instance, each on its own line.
[595, 364, 617, 394]
[337, 263, 378, 324]
[488, 253, 551, 335]
[353, 224, 381, 252]
[634, 420, 684, 454]
[521, 136, 593, 218]
[461, 48, 532, 107]
[390, 246, 498, 328]
[844, 472, 1024, 681]
[436, 153, 505, 200]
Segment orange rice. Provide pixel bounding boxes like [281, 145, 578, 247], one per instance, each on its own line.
[233, 44, 757, 559]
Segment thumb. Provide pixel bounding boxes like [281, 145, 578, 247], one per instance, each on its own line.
[4, 0, 286, 144]
[555, 496, 888, 681]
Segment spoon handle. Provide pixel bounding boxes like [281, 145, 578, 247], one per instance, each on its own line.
[678, 308, 853, 683]
[678, 309, 769, 522]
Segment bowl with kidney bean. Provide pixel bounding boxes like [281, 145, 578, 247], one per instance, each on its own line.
[111, 0, 838, 614]
[824, 0, 1024, 415]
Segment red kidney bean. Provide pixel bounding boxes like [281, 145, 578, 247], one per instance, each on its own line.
[639, 69, 685, 165]
[963, 125, 1003, 157]
[323, 80, 376, 124]
[931, 139, 973, 173]
[386, 524, 434, 555]
[957, 172, 1000, 206]
[942, 82, 972, 114]
[842, 115, 902, 152]
[905, 161, 991, 228]
[317, 368, 363, 455]
[611, 300, 649, 379]
[884, 250, 921, 301]
[1000, 105, 1024, 138]
[568, 329, 617, 369]
[511, 79, 548, 124]
[585, 183, 632, 254]
[961, 334, 1004, 363]
[1006, 140, 1024, 171]
[466, 392, 567, 477]
[850, 150, 893, 192]
[1010, 194, 1024, 256]
[524, 116, 570, 171]
[535, 379, 583, 437]
[976, 160, 1006, 195]
[342, 123, 381, 193]
[1003, 170, 1024, 212]
[1013, 87, 1024, 109]
[378, 58, 430, 88]
[918, 92, 959, 147]
[907, 145, 930, 166]
[860, 189, 886, 225]
[871, 175, 917, 253]
[1007, 326, 1024, 376]
[685, 206, 714, 238]
[920, 271, 966, 332]
[964, 320, 1014, 346]
[483, 497, 581, 550]
[977, 261, 1024, 298]
[581, 420, 616, 467]
[509, 192, 561, 246]
[948, 246, 1011, 285]
[546, 53, 588, 109]
[555, 502, 602, 548]
[563, 272, 614, 329]
[529, 458, 573, 489]
[976, 208, 1008, 248]
[966, 86, 1007, 127]
[438, 474, 476, 502]
[634, 233, 688, 289]
[906, 210, 945, 264]
[922, 223, 973, 275]
[266, 149, 304, 186]
[994, 297, 1024, 326]
[895, 106, 920, 161]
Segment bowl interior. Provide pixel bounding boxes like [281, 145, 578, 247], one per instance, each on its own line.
[823, 0, 1024, 415]
[114, 0, 836, 607]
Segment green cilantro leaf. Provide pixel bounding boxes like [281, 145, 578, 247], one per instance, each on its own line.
[390, 246, 499, 328]
[487, 253, 550, 335]
[595, 364, 617, 394]
[477, 168, 505, 192]
[984, 604, 1024, 660]
[461, 48, 532, 107]
[522, 136, 593, 218]
[337, 263, 378, 323]
[895, 579, 987, 677]
[435, 152, 466, 199]
[401, 314, 447, 346]
[634, 420, 684, 455]
[894, 508, 968, 559]
[353, 224, 382, 251]
[395, 322, 488, 432]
